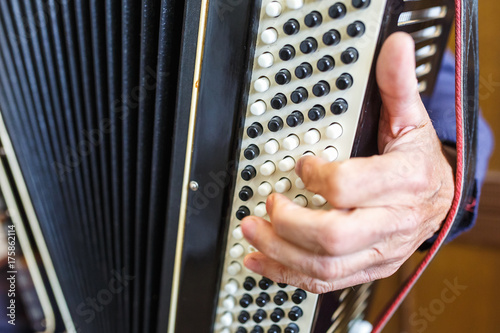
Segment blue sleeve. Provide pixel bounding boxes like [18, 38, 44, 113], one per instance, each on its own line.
[422, 50, 494, 242]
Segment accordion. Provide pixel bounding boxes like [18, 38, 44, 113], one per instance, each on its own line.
[0, 0, 477, 332]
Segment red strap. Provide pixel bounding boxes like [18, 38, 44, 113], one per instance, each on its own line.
[372, 0, 465, 331]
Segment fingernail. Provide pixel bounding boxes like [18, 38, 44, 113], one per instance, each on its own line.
[295, 158, 304, 176]
[241, 218, 257, 242]
[266, 194, 275, 210]
[244, 256, 262, 274]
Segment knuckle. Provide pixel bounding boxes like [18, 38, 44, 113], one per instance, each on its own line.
[304, 279, 333, 294]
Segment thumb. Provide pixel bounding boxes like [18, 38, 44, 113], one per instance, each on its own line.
[376, 32, 430, 140]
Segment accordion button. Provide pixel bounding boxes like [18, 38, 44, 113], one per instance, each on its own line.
[304, 129, 321, 145]
[279, 45, 296, 61]
[221, 312, 234, 326]
[239, 186, 254, 201]
[313, 81, 330, 97]
[304, 11, 322, 28]
[326, 123, 343, 140]
[271, 308, 285, 323]
[244, 144, 260, 160]
[295, 178, 305, 190]
[300, 37, 318, 54]
[292, 289, 307, 304]
[261, 28, 278, 44]
[269, 324, 282, 333]
[286, 111, 304, 128]
[225, 279, 239, 294]
[254, 77, 270, 93]
[240, 294, 254, 308]
[329, 3, 347, 19]
[268, 116, 285, 132]
[228, 262, 242, 276]
[347, 21, 365, 37]
[221, 329, 230, 333]
[236, 206, 251, 220]
[258, 52, 274, 68]
[266, 1, 282, 17]
[247, 122, 264, 138]
[323, 29, 341, 46]
[256, 292, 271, 307]
[223, 295, 236, 309]
[233, 226, 244, 240]
[238, 310, 250, 324]
[341, 47, 359, 64]
[275, 178, 292, 194]
[283, 135, 300, 151]
[260, 161, 276, 177]
[308, 105, 326, 121]
[264, 139, 280, 155]
[312, 194, 327, 207]
[271, 94, 287, 110]
[285, 323, 300, 333]
[251, 326, 264, 333]
[241, 166, 257, 181]
[349, 320, 373, 333]
[258, 182, 273, 196]
[250, 100, 267, 116]
[286, 0, 303, 10]
[259, 277, 274, 290]
[317, 55, 335, 72]
[244, 277, 257, 291]
[322, 146, 339, 162]
[291, 87, 308, 104]
[336, 73, 354, 90]
[275, 69, 292, 85]
[278, 156, 296, 172]
[283, 19, 300, 35]
[293, 195, 308, 207]
[274, 290, 289, 305]
[230, 244, 245, 259]
[295, 62, 313, 79]
[254, 202, 267, 217]
[253, 309, 267, 323]
[331, 98, 349, 115]
[352, 0, 371, 9]
[236, 327, 248, 333]
[288, 306, 304, 321]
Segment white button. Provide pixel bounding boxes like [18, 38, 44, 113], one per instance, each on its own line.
[250, 100, 267, 116]
[261, 28, 278, 44]
[348, 320, 373, 333]
[322, 147, 339, 162]
[312, 194, 327, 207]
[293, 195, 308, 207]
[254, 77, 270, 93]
[286, 0, 304, 9]
[303, 151, 315, 157]
[223, 296, 236, 309]
[220, 328, 230, 333]
[265, 1, 282, 17]
[275, 178, 292, 193]
[304, 129, 321, 145]
[232, 226, 243, 240]
[260, 161, 276, 176]
[255, 202, 267, 217]
[278, 156, 296, 172]
[283, 135, 300, 151]
[327, 123, 343, 139]
[227, 262, 242, 275]
[229, 244, 245, 258]
[258, 52, 274, 68]
[264, 139, 280, 155]
[258, 182, 273, 196]
[220, 312, 233, 326]
[224, 279, 238, 294]
[295, 177, 305, 189]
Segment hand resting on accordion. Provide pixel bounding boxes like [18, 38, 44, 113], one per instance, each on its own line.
[240, 32, 455, 294]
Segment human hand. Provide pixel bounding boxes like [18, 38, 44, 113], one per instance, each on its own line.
[240, 32, 455, 294]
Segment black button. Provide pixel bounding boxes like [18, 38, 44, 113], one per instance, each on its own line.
[291, 289, 307, 304]
[241, 165, 257, 181]
[278, 283, 288, 288]
[271, 93, 287, 110]
[323, 29, 341, 46]
[271, 308, 285, 323]
[286, 111, 304, 128]
[352, 0, 370, 9]
[268, 116, 284, 132]
[308, 105, 326, 121]
[275, 69, 292, 85]
[247, 122, 264, 138]
[259, 277, 274, 290]
[268, 324, 282, 333]
[274, 290, 289, 305]
[279, 45, 296, 61]
[285, 324, 300, 333]
[283, 19, 300, 35]
[240, 294, 253, 308]
[253, 309, 267, 323]
[317, 56, 335, 72]
[236, 206, 250, 220]
[256, 292, 270, 307]
[313, 80, 330, 97]
[243, 276, 256, 291]
[304, 11, 322, 28]
[244, 144, 260, 160]
[331, 98, 348, 115]
[336, 73, 354, 90]
[347, 21, 365, 37]
[341, 47, 359, 64]
[237, 327, 248, 333]
[291, 87, 308, 104]
[295, 62, 313, 79]
[300, 37, 318, 54]
[329, 3, 347, 19]
[239, 186, 254, 201]
[251, 326, 264, 333]
[238, 310, 250, 324]
[288, 306, 303, 321]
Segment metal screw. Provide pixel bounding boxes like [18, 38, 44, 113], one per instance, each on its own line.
[189, 181, 199, 191]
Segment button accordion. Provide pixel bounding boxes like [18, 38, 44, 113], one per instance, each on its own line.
[0, 0, 458, 332]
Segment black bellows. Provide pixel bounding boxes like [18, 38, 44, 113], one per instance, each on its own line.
[0, 0, 185, 331]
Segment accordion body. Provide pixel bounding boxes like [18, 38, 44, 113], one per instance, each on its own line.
[0, 0, 454, 332]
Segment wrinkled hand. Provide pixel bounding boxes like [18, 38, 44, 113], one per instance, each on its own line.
[240, 32, 455, 294]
